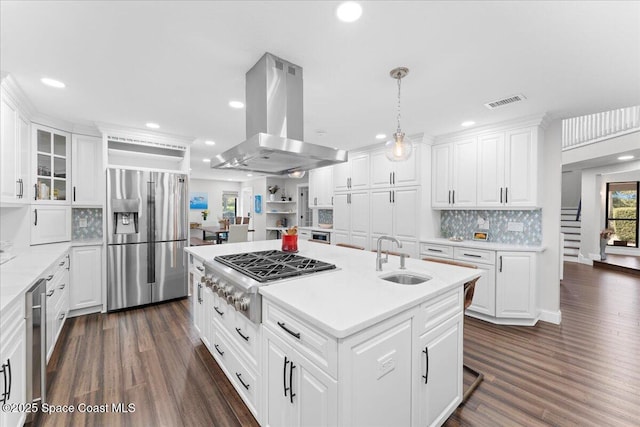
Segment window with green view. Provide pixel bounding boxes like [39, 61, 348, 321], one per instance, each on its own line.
[222, 192, 238, 222]
[605, 181, 638, 248]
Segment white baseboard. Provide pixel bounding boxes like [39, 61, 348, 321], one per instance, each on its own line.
[538, 309, 562, 325]
[578, 254, 594, 266]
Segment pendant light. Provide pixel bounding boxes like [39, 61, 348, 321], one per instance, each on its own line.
[288, 170, 306, 178]
[385, 67, 413, 161]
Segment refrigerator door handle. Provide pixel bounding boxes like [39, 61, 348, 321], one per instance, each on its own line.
[147, 181, 156, 285]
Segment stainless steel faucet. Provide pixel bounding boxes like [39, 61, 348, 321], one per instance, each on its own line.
[376, 235, 402, 271]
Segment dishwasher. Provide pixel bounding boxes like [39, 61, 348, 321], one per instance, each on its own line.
[25, 278, 47, 422]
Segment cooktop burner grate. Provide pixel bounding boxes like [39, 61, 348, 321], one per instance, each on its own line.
[215, 250, 336, 283]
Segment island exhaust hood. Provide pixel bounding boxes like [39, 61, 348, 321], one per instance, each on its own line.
[211, 53, 347, 175]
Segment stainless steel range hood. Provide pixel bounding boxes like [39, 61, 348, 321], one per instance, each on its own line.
[211, 53, 347, 175]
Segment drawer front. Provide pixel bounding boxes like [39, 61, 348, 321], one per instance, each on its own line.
[263, 300, 337, 378]
[213, 328, 259, 416]
[420, 243, 453, 259]
[229, 311, 260, 368]
[191, 256, 205, 274]
[416, 288, 463, 335]
[211, 293, 233, 331]
[453, 247, 495, 264]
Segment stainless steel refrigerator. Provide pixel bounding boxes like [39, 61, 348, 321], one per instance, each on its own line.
[107, 168, 188, 311]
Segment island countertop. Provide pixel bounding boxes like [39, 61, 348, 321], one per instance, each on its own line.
[186, 240, 479, 339]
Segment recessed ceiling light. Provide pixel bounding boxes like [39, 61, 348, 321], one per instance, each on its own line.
[145, 122, 160, 129]
[375, 134, 387, 140]
[229, 100, 244, 109]
[205, 140, 216, 146]
[618, 155, 635, 160]
[41, 77, 66, 88]
[202, 158, 210, 163]
[336, 2, 362, 22]
[461, 121, 475, 127]
[247, 173, 253, 177]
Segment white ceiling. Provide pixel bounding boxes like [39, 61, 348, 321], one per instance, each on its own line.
[2, 1, 639, 181]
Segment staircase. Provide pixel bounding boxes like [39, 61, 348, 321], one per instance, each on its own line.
[561, 207, 581, 263]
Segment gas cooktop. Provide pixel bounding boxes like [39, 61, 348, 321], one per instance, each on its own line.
[214, 250, 336, 283]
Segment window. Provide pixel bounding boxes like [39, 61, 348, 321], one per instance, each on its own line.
[605, 181, 638, 248]
[222, 192, 238, 222]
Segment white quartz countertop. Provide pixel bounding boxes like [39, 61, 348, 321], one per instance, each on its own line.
[422, 238, 545, 253]
[186, 240, 479, 339]
[0, 242, 71, 312]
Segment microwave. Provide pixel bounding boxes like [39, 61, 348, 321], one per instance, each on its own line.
[311, 231, 331, 243]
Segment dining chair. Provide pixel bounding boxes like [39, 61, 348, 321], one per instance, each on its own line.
[421, 256, 484, 404]
[336, 243, 365, 250]
[235, 216, 242, 225]
[226, 224, 249, 243]
[242, 217, 250, 224]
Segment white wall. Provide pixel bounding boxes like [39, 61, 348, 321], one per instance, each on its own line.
[242, 177, 267, 240]
[539, 119, 562, 324]
[418, 137, 440, 239]
[0, 206, 31, 249]
[188, 178, 241, 225]
[561, 170, 582, 208]
[579, 161, 640, 261]
[562, 131, 640, 165]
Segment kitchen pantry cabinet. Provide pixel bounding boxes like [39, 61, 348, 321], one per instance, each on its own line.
[369, 145, 420, 189]
[308, 166, 333, 208]
[0, 83, 30, 204]
[477, 127, 539, 207]
[333, 152, 369, 192]
[71, 134, 103, 206]
[431, 138, 477, 208]
[69, 245, 102, 314]
[332, 190, 369, 250]
[370, 186, 419, 257]
[32, 123, 71, 203]
[0, 292, 27, 427]
[31, 205, 71, 245]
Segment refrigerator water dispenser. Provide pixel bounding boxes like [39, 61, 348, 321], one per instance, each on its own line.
[111, 199, 139, 234]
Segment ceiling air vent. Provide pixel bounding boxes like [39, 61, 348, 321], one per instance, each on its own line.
[484, 93, 527, 110]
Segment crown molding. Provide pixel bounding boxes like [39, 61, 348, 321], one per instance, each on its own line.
[1, 73, 37, 118]
[96, 122, 196, 148]
[434, 113, 550, 143]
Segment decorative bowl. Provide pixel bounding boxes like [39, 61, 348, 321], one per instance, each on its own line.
[318, 223, 332, 229]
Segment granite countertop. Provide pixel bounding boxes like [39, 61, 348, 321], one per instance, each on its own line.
[186, 240, 479, 339]
[0, 242, 71, 312]
[421, 238, 545, 252]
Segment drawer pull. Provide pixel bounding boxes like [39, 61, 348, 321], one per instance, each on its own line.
[196, 265, 204, 272]
[427, 248, 443, 253]
[422, 346, 429, 384]
[46, 290, 55, 297]
[283, 356, 290, 397]
[214, 306, 224, 316]
[46, 275, 54, 281]
[462, 253, 482, 258]
[235, 327, 250, 342]
[236, 372, 250, 390]
[214, 344, 224, 356]
[277, 321, 301, 339]
[59, 283, 66, 290]
[59, 261, 65, 266]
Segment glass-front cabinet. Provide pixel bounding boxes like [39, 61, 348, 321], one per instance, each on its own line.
[33, 124, 71, 203]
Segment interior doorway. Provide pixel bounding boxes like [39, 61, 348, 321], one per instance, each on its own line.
[297, 185, 312, 227]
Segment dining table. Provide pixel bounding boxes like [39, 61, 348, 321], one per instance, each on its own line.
[195, 226, 229, 244]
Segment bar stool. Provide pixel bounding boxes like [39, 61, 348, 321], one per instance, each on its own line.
[422, 257, 484, 404]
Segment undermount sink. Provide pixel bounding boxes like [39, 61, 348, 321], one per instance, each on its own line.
[379, 272, 431, 285]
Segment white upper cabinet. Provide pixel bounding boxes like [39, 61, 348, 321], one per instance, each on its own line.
[71, 134, 103, 206]
[477, 127, 538, 207]
[370, 187, 419, 257]
[333, 152, 369, 192]
[370, 145, 420, 189]
[308, 166, 334, 208]
[30, 205, 71, 245]
[32, 123, 71, 204]
[431, 139, 477, 208]
[1, 85, 30, 204]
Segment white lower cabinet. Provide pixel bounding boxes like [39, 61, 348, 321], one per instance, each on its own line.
[192, 273, 205, 338]
[31, 205, 71, 245]
[45, 253, 69, 362]
[263, 326, 337, 427]
[0, 298, 26, 427]
[496, 252, 537, 318]
[69, 245, 102, 314]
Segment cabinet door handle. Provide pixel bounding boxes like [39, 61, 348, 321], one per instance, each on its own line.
[331, 196, 333, 206]
[34, 183, 38, 200]
[34, 208, 38, 226]
[195, 265, 204, 272]
[452, 190, 455, 204]
[283, 356, 290, 397]
[277, 321, 301, 339]
[389, 173, 392, 185]
[422, 347, 429, 384]
[289, 361, 296, 403]
[58, 283, 66, 290]
[235, 327, 250, 342]
[46, 289, 55, 297]
[46, 275, 53, 281]
[0, 358, 10, 403]
[505, 187, 508, 204]
[314, 197, 317, 206]
[214, 306, 224, 316]
[499, 256, 503, 272]
[393, 172, 396, 185]
[392, 191, 395, 203]
[500, 187, 503, 204]
[427, 248, 443, 253]
[197, 283, 202, 303]
[236, 372, 250, 390]
[59, 313, 65, 320]
[214, 344, 224, 356]
[389, 191, 392, 203]
[448, 190, 451, 204]
[73, 186, 76, 202]
[348, 177, 351, 189]
[463, 253, 482, 258]
[59, 261, 65, 266]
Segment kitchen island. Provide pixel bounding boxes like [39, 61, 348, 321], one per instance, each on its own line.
[185, 240, 479, 427]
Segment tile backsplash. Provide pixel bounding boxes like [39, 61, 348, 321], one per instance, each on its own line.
[318, 209, 333, 225]
[72, 208, 103, 240]
[441, 210, 542, 245]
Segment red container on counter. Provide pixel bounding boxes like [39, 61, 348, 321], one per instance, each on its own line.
[282, 234, 298, 252]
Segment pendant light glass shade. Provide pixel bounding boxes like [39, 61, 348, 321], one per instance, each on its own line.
[288, 170, 306, 178]
[385, 131, 413, 161]
[385, 67, 412, 162]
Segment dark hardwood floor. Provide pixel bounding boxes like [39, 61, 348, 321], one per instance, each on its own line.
[39, 262, 639, 426]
